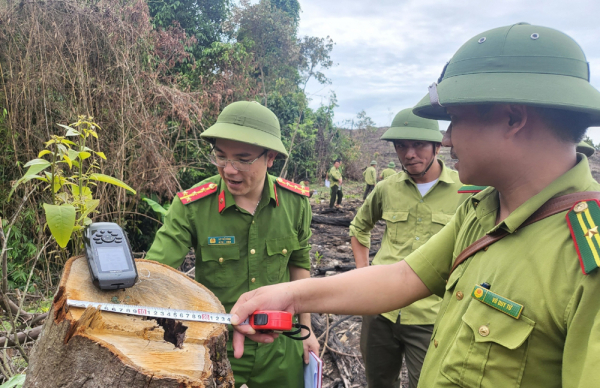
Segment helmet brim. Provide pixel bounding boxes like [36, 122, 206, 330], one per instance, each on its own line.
[380, 126, 443, 142]
[201, 122, 289, 159]
[413, 73, 600, 125]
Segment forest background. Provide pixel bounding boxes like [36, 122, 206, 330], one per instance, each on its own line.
[0, 0, 385, 382]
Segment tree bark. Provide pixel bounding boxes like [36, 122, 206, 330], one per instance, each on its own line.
[24, 257, 234, 388]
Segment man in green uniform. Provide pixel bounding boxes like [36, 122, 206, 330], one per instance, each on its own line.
[350, 108, 468, 388]
[145, 101, 319, 388]
[380, 162, 397, 180]
[326, 159, 343, 208]
[363, 160, 378, 199]
[230, 23, 600, 388]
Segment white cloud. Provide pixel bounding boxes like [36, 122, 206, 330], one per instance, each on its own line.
[298, 0, 600, 128]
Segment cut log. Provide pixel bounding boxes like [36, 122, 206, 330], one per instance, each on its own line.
[311, 215, 353, 227]
[24, 257, 233, 388]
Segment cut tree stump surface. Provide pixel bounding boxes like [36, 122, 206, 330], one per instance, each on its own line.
[24, 257, 233, 388]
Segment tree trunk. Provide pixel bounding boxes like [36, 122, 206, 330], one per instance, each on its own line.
[24, 257, 234, 388]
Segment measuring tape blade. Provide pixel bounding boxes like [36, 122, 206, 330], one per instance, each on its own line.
[67, 299, 249, 325]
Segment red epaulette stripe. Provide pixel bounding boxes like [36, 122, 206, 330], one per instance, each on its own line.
[177, 182, 218, 205]
[275, 177, 310, 197]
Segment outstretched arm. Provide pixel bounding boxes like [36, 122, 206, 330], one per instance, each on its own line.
[230, 261, 431, 358]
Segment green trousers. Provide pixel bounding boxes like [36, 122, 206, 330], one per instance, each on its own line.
[329, 185, 343, 208]
[363, 184, 375, 200]
[360, 314, 433, 388]
[227, 334, 304, 388]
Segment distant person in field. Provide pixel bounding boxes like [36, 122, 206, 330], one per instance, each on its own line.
[379, 161, 397, 180]
[326, 158, 343, 208]
[348, 107, 469, 388]
[363, 160, 378, 199]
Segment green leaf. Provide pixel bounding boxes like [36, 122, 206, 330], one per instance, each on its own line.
[78, 151, 91, 160]
[89, 173, 136, 194]
[24, 158, 51, 168]
[95, 151, 107, 160]
[62, 155, 73, 169]
[142, 197, 168, 216]
[67, 149, 79, 161]
[72, 185, 92, 198]
[38, 149, 52, 158]
[58, 123, 81, 137]
[43, 204, 76, 248]
[60, 139, 77, 146]
[0, 373, 26, 387]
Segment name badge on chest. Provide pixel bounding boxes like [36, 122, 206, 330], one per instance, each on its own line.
[208, 236, 235, 245]
[471, 284, 524, 319]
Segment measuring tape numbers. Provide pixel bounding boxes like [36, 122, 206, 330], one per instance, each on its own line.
[67, 299, 249, 325]
[67, 300, 309, 339]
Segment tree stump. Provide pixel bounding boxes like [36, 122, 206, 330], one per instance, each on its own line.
[24, 257, 234, 388]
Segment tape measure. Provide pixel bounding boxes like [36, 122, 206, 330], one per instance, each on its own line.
[66, 300, 308, 338]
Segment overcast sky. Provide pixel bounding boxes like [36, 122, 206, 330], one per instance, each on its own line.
[297, 0, 600, 143]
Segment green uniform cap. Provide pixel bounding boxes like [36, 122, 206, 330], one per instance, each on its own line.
[371, 160, 377, 165]
[201, 101, 288, 158]
[414, 23, 600, 125]
[388, 161, 396, 168]
[380, 108, 442, 142]
[577, 141, 595, 157]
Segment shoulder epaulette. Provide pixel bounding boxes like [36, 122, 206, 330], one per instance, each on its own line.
[177, 182, 218, 205]
[566, 199, 600, 274]
[275, 177, 310, 197]
[458, 185, 488, 194]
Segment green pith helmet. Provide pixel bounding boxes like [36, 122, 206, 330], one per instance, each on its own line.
[201, 101, 288, 159]
[388, 162, 396, 168]
[381, 108, 442, 142]
[577, 141, 595, 157]
[414, 23, 600, 125]
[370, 160, 377, 165]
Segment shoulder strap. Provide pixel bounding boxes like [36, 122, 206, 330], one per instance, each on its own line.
[449, 191, 600, 275]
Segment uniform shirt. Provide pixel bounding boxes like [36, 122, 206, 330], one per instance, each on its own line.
[406, 155, 600, 388]
[145, 174, 312, 313]
[349, 160, 468, 324]
[380, 168, 397, 180]
[363, 166, 377, 185]
[328, 166, 342, 188]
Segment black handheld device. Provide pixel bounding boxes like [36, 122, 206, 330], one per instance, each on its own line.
[84, 222, 138, 290]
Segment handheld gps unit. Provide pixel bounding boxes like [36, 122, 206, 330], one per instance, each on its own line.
[84, 222, 138, 290]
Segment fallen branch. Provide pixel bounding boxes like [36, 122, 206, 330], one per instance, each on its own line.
[0, 326, 43, 347]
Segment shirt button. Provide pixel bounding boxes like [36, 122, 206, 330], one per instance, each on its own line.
[478, 325, 490, 337]
[456, 291, 464, 300]
[282, 249, 288, 254]
[251, 278, 256, 283]
[419, 199, 424, 203]
[219, 257, 224, 263]
[250, 249, 256, 255]
[417, 218, 422, 222]
[434, 339, 439, 348]
[415, 237, 420, 241]
[252, 220, 255, 224]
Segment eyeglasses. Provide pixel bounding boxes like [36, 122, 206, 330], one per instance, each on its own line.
[208, 149, 268, 172]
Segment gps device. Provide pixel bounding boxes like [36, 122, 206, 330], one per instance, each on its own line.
[84, 222, 138, 290]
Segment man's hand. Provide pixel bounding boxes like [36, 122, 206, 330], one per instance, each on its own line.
[302, 329, 320, 364]
[338, 178, 343, 185]
[230, 283, 297, 359]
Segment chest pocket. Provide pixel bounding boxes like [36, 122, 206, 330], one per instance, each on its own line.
[382, 211, 408, 243]
[198, 244, 243, 289]
[431, 212, 453, 235]
[441, 296, 535, 388]
[265, 235, 300, 283]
